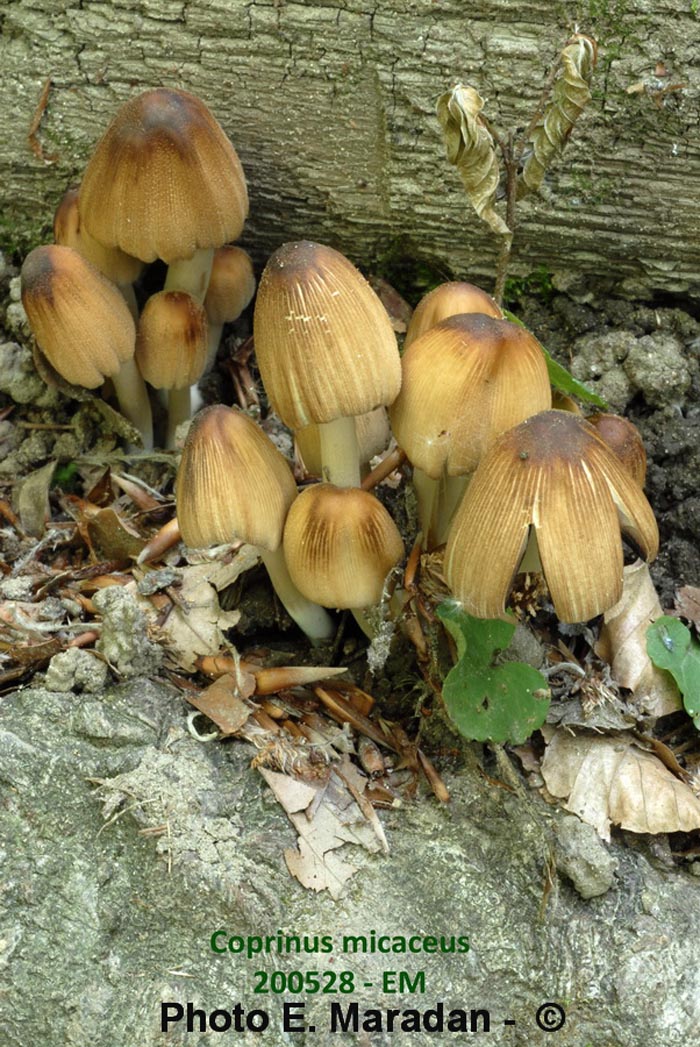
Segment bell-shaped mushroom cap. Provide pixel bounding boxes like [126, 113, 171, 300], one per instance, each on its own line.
[20, 244, 135, 389]
[253, 241, 401, 430]
[53, 185, 144, 286]
[135, 291, 208, 390]
[296, 407, 391, 477]
[588, 412, 647, 486]
[390, 313, 551, 479]
[175, 405, 297, 552]
[283, 484, 405, 608]
[204, 245, 256, 326]
[444, 410, 659, 623]
[79, 88, 249, 264]
[404, 280, 503, 348]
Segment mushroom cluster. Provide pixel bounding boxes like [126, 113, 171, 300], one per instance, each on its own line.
[20, 88, 660, 641]
[22, 88, 255, 449]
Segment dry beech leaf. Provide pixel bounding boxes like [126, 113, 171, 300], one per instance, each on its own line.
[541, 727, 700, 841]
[597, 560, 681, 718]
[518, 34, 597, 197]
[260, 759, 385, 899]
[185, 672, 255, 734]
[436, 84, 511, 237]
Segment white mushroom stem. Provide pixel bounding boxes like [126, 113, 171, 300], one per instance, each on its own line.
[165, 387, 192, 449]
[204, 320, 224, 373]
[259, 546, 335, 644]
[111, 357, 154, 450]
[163, 247, 214, 304]
[413, 467, 471, 550]
[318, 416, 362, 488]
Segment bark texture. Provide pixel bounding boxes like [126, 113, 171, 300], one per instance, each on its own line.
[1, 0, 699, 298]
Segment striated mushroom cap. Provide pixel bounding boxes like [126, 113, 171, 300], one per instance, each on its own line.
[390, 313, 551, 479]
[444, 410, 659, 623]
[53, 185, 144, 286]
[20, 244, 135, 389]
[283, 483, 404, 608]
[79, 88, 248, 264]
[588, 412, 647, 487]
[176, 405, 297, 551]
[404, 280, 503, 348]
[204, 245, 256, 326]
[253, 241, 401, 430]
[135, 291, 208, 390]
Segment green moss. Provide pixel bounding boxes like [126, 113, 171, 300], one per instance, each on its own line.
[503, 265, 555, 307]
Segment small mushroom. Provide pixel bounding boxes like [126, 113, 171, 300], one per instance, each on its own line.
[444, 410, 659, 623]
[404, 280, 503, 348]
[135, 290, 209, 448]
[254, 241, 401, 488]
[203, 245, 256, 370]
[21, 244, 153, 448]
[283, 483, 404, 636]
[588, 412, 647, 486]
[175, 405, 334, 643]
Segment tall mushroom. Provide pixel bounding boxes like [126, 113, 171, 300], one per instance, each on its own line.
[79, 88, 248, 304]
[175, 405, 334, 643]
[444, 410, 659, 622]
[253, 241, 401, 488]
[21, 244, 153, 448]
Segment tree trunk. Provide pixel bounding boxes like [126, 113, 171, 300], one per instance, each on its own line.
[1, 0, 698, 299]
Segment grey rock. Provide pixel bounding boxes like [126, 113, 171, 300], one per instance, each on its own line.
[44, 647, 109, 694]
[93, 586, 163, 679]
[555, 813, 619, 898]
[624, 331, 692, 408]
[571, 330, 637, 410]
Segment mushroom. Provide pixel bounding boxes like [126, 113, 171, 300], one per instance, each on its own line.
[53, 185, 143, 318]
[79, 88, 248, 304]
[283, 483, 405, 636]
[175, 405, 334, 643]
[389, 312, 551, 548]
[135, 290, 209, 448]
[444, 410, 659, 623]
[20, 244, 153, 448]
[203, 245, 256, 371]
[588, 412, 647, 486]
[253, 241, 401, 488]
[295, 407, 391, 479]
[404, 280, 503, 348]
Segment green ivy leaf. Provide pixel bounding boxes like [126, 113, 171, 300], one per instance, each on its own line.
[646, 616, 700, 729]
[502, 308, 609, 409]
[436, 602, 550, 744]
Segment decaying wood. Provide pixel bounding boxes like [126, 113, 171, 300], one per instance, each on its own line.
[1, 0, 699, 297]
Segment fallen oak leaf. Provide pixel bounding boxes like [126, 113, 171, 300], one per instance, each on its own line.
[184, 672, 255, 735]
[540, 727, 700, 841]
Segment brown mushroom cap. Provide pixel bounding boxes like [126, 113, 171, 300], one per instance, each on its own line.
[135, 290, 208, 390]
[79, 88, 249, 264]
[175, 405, 297, 552]
[53, 186, 144, 286]
[588, 412, 647, 486]
[389, 312, 551, 479]
[404, 280, 503, 348]
[283, 483, 405, 608]
[204, 245, 256, 326]
[253, 241, 401, 430]
[444, 410, 659, 623]
[20, 244, 135, 389]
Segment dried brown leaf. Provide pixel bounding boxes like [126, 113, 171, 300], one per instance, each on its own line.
[518, 34, 597, 197]
[16, 460, 56, 537]
[436, 85, 510, 237]
[675, 586, 700, 632]
[185, 672, 255, 734]
[597, 560, 681, 718]
[541, 727, 700, 841]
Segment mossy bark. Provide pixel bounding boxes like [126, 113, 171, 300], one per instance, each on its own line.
[1, 0, 699, 298]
